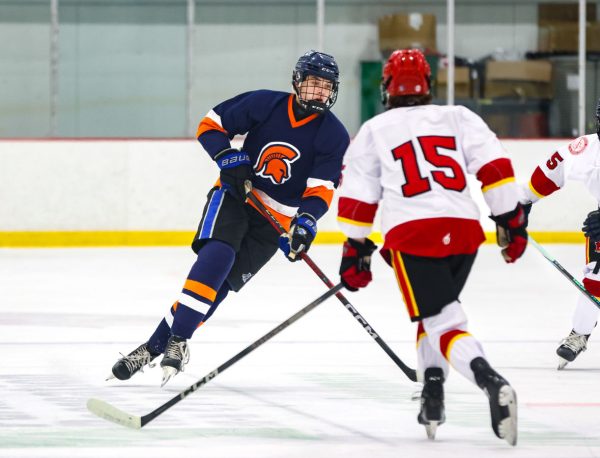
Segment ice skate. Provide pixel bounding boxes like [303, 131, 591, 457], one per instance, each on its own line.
[417, 367, 445, 440]
[556, 329, 589, 370]
[471, 357, 517, 446]
[160, 335, 190, 387]
[109, 342, 159, 381]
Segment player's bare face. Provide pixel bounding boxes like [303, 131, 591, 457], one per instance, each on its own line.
[298, 76, 333, 103]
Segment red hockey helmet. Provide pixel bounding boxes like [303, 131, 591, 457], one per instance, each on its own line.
[381, 49, 431, 103]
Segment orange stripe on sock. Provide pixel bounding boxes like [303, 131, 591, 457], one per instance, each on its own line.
[172, 301, 179, 313]
[183, 279, 217, 302]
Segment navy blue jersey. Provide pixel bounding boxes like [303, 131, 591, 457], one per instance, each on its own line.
[196, 90, 349, 222]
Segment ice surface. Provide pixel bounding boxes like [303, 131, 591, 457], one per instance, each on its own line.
[1, 244, 599, 457]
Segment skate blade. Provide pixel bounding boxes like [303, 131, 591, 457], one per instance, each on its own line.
[497, 385, 518, 446]
[161, 366, 179, 387]
[424, 421, 438, 440]
[557, 357, 569, 370]
[105, 373, 115, 381]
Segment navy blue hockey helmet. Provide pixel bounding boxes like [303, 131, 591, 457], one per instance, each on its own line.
[292, 50, 339, 113]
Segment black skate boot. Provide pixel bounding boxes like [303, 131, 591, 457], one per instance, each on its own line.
[471, 357, 517, 446]
[417, 367, 445, 440]
[109, 342, 160, 381]
[160, 335, 190, 387]
[556, 329, 589, 370]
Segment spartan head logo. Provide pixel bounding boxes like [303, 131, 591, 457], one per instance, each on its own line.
[254, 142, 301, 185]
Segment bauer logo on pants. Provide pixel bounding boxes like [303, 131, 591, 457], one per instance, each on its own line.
[255, 142, 301, 185]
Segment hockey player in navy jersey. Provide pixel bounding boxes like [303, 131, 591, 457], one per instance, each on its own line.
[109, 50, 349, 386]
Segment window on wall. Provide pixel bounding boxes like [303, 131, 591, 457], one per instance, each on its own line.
[1, 0, 599, 138]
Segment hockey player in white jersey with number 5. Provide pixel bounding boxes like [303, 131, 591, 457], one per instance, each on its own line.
[521, 99, 600, 370]
[336, 49, 528, 445]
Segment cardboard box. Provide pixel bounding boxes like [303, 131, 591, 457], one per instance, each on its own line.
[484, 61, 553, 99]
[378, 13, 436, 56]
[486, 60, 552, 82]
[538, 3, 596, 26]
[538, 22, 600, 52]
[437, 67, 471, 98]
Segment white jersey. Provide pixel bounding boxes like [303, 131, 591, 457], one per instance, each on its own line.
[337, 104, 521, 257]
[523, 134, 600, 204]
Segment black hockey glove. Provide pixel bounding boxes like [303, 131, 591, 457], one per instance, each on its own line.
[490, 202, 529, 263]
[339, 238, 377, 291]
[279, 213, 317, 262]
[214, 148, 253, 202]
[583, 210, 600, 240]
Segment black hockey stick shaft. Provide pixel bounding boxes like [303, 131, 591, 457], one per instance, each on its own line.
[244, 183, 417, 382]
[529, 237, 600, 309]
[139, 282, 344, 427]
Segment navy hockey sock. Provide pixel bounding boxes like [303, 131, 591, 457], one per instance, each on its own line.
[147, 318, 171, 354]
[171, 240, 235, 339]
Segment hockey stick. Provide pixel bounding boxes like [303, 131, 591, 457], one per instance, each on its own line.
[87, 282, 344, 429]
[244, 182, 417, 382]
[529, 237, 600, 309]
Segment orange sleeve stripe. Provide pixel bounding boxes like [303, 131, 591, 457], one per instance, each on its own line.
[302, 185, 334, 207]
[183, 279, 217, 302]
[196, 116, 228, 138]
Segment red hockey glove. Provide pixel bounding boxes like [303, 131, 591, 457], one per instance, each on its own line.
[339, 238, 377, 291]
[490, 202, 529, 263]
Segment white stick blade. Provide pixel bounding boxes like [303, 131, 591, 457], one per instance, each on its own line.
[87, 398, 142, 429]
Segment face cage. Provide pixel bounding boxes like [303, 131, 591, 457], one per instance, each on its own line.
[293, 72, 339, 114]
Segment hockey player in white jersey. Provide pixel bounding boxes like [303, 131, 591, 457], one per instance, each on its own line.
[336, 49, 528, 445]
[521, 99, 600, 370]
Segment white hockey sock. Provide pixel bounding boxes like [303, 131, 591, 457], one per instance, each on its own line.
[441, 334, 485, 385]
[422, 300, 485, 386]
[417, 322, 449, 381]
[572, 292, 599, 335]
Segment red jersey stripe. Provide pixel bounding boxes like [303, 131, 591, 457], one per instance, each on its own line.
[529, 166, 560, 197]
[476, 158, 515, 188]
[337, 197, 378, 224]
[383, 217, 484, 258]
